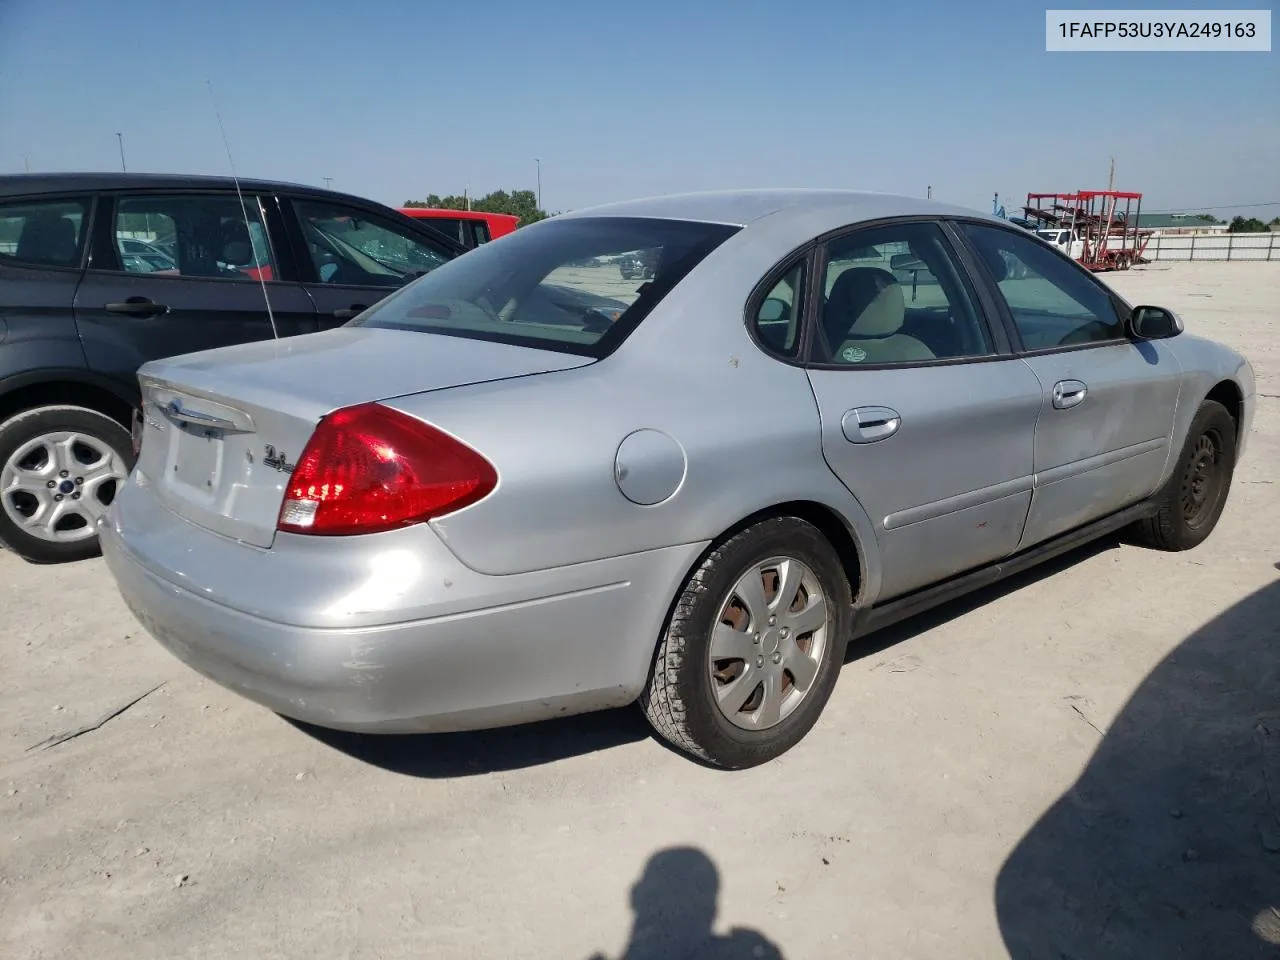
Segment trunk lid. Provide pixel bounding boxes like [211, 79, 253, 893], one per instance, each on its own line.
[133, 327, 594, 547]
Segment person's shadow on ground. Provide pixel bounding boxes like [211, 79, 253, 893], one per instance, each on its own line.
[996, 577, 1280, 959]
[588, 846, 784, 960]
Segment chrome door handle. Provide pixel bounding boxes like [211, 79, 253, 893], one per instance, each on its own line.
[1052, 380, 1088, 410]
[841, 406, 902, 444]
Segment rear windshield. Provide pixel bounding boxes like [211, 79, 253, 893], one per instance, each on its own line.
[351, 216, 740, 357]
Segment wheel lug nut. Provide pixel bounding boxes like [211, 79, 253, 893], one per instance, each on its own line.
[54, 494, 64, 502]
[59, 470, 69, 478]
[46, 480, 56, 488]
[71, 492, 80, 500]
[755, 655, 764, 668]
[771, 652, 782, 665]
[75, 477, 83, 485]
[780, 627, 790, 639]
[768, 616, 776, 626]
[753, 632, 761, 644]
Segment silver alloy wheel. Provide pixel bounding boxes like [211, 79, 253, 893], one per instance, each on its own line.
[0, 431, 127, 543]
[709, 556, 829, 731]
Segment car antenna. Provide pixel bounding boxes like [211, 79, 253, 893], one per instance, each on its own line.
[206, 79, 279, 341]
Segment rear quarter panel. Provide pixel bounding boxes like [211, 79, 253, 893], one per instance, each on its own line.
[384, 227, 885, 598]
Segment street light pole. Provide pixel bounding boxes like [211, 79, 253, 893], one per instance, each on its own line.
[322, 177, 333, 190]
[535, 158, 541, 210]
[116, 133, 127, 172]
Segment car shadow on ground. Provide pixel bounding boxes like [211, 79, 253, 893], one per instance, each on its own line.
[996, 576, 1280, 959]
[586, 846, 786, 959]
[292, 537, 1122, 778]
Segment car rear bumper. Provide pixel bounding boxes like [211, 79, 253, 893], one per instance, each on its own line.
[100, 474, 707, 733]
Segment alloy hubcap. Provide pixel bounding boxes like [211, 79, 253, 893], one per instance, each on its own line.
[709, 556, 829, 731]
[0, 431, 127, 542]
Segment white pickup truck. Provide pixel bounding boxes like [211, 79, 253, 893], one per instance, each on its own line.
[1036, 227, 1085, 259]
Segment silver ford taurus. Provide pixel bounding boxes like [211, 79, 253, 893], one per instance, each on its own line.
[100, 190, 1256, 768]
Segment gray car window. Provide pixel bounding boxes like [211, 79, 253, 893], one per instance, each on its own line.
[295, 199, 451, 289]
[959, 222, 1124, 350]
[112, 194, 275, 280]
[814, 221, 992, 366]
[753, 262, 805, 358]
[0, 197, 89, 268]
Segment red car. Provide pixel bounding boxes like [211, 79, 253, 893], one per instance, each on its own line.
[398, 207, 519, 249]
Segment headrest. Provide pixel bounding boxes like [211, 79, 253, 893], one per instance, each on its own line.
[17, 215, 77, 266]
[827, 267, 905, 339]
[221, 220, 253, 266]
[978, 245, 1009, 282]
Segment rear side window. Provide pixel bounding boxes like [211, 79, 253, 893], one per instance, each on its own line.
[753, 261, 806, 359]
[419, 217, 465, 245]
[471, 221, 491, 245]
[0, 197, 90, 268]
[353, 216, 740, 357]
[110, 194, 275, 281]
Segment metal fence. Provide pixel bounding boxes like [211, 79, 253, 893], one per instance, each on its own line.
[1143, 232, 1278, 262]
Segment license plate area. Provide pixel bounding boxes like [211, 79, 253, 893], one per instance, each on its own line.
[170, 422, 224, 497]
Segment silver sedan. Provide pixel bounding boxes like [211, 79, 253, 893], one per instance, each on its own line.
[100, 190, 1255, 768]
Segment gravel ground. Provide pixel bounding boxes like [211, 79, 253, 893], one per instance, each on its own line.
[1, 261, 1277, 960]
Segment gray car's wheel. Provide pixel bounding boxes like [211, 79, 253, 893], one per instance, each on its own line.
[0, 405, 134, 564]
[640, 517, 853, 768]
[1132, 399, 1236, 552]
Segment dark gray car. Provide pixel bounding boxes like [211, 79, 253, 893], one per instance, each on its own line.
[0, 172, 465, 563]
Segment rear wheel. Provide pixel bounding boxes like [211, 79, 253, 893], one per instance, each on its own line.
[0, 405, 134, 564]
[1132, 399, 1236, 552]
[640, 517, 852, 768]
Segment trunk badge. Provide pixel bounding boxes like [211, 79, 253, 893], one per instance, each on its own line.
[262, 445, 296, 473]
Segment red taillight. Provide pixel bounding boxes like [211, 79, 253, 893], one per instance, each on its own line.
[276, 403, 497, 536]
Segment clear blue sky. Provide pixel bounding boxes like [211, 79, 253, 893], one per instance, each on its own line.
[1, 0, 1276, 218]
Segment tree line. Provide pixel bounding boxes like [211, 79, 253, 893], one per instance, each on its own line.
[403, 188, 550, 226]
[1227, 215, 1280, 234]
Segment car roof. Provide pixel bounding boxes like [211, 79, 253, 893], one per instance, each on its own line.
[557, 188, 1001, 231]
[0, 172, 377, 207]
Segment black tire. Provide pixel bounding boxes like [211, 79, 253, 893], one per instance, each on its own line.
[640, 517, 853, 768]
[0, 404, 135, 564]
[1132, 399, 1236, 552]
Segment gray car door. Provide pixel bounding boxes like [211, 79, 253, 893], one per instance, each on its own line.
[798, 220, 1042, 602]
[954, 222, 1184, 549]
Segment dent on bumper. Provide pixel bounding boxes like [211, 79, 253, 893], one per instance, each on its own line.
[100, 483, 708, 733]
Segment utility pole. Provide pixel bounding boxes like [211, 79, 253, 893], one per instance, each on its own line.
[322, 177, 333, 190]
[23, 155, 30, 172]
[535, 158, 542, 210]
[1107, 156, 1115, 192]
[116, 133, 126, 172]
[927, 185, 932, 199]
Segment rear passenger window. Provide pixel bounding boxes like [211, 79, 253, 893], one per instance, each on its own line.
[111, 194, 276, 281]
[816, 222, 992, 365]
[0, 197, 90, 268]
[752, 262, 805, 358]
[472, 222, 491, 245]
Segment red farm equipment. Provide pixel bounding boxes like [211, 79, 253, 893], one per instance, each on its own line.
[1022, 191, 1154, 271]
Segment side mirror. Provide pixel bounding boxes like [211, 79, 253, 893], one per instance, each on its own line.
[1130, 304, 1184, 340]
[758, 297, 788, 323]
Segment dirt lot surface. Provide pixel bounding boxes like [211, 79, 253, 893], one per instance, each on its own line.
[2, 262, 1278, 959]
